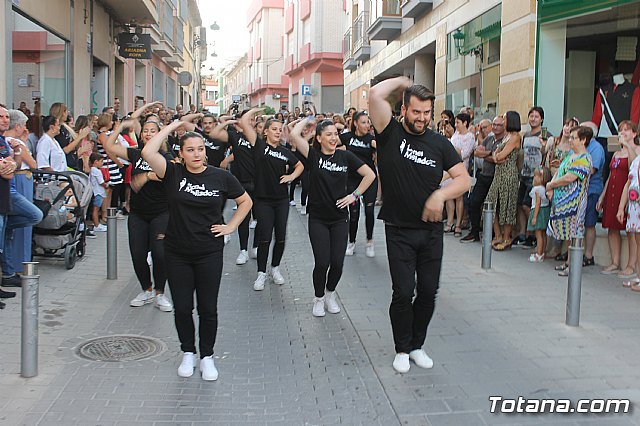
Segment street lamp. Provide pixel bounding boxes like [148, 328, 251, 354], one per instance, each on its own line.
[210, 22, 220, 31]
[211, 52, 217, 58]
[453, 29, 465, 54]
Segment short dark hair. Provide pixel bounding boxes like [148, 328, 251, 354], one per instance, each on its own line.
[441, 109, 454, 123]
[455, 113, 471, 128]
[403, 85, 435, 108]
[42, 115, 58, 133]
[528, 106, 545, 121]
[505, 111, 521, 132]
[574, 126, 594, 144]
[89, 153, 103, 164]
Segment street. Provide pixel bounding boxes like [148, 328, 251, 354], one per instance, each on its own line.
[1, 200, 639, 426]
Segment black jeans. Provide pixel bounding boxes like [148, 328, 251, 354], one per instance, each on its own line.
[308, 217, 348, 298]
[128, 212, 169, 292]
[385, 224, 443, 354]
[348, 177, 377, 242]
[237, 181, 258, 251]
[254, 198, 289, 272]
[165, 248, 223, 358]
[468, 174, 493, 237]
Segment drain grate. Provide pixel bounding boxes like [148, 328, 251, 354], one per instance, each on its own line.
[76, 335, 165, 362]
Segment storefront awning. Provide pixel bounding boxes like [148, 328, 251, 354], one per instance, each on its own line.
[538, 0, 640, 24]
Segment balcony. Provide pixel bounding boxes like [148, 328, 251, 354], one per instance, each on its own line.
[343, 29, 357, 71]
[100, 0, 157, 25]
[368, 0, 402, 41]
[353, 11, 371, 62]
[167, 48, 185, 68]
[149, 24, 173, 58]
[401, 0, 432, 18]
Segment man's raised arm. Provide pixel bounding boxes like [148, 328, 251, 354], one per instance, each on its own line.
[368, 76, 412, 133]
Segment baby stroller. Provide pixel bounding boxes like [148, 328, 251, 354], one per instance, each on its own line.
[32, 170, 93, 269]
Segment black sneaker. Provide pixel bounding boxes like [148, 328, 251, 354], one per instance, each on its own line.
[512, 236, 526, 246]
[460, 233, 480, 243]
[522, 237, 537, 248]
[86, 229, 97, 239]
[1, 275, 21, 287]
[0, 288, 16, 298]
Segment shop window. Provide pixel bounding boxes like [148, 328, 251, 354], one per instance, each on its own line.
[487, 37, 500, 64]
[12, 11, 68, 114]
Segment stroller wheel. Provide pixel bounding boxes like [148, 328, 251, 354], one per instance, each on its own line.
[64, 245, 77, 270]
[77, 236, 85, 258]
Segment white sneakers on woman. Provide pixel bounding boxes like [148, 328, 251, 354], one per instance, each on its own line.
[253, 272, 267, 291]
[271, 266, 285, 285]
[312, 297, 326, 317]
[177, 353, 218, 381]
[313, 291, 341, 317]
[236, 250, 249, 265]
[393, 349, 434, 373]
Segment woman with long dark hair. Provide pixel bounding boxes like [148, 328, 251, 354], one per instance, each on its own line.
[142, 120, 252, 381]
[339, 111, 378, 257]
[290, 118, 375, 316]
[238, 109, 304, 290]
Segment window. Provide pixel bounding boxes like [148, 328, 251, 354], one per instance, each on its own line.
[163, 0, 174, 42]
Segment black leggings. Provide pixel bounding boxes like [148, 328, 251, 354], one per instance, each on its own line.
[308, 217, 348, 298]
[110, 183, 124, 208]
[237, 181, 258, 251]
[128, 212, 169, 292]
[254, 198, 289, 272]
[165, 248, 223, 358]
[348, 177, 377, 243]
[289, 170, 309, 206]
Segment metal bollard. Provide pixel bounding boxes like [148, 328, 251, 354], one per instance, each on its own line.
[481, 201, 495, 270]
[566, 237, 584, 326]
[107, 207, 117, 280]
[21, 262, 40, 378]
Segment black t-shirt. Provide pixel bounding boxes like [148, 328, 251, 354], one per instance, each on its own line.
[307, 148, 364, 223]
[196, 129, 227, 168]
[0, 137, 10, 214]
[253, 137, 300, 200]
[56, 126, 78, 170]
[339, 132, 376, 180]
[163, 161, 245, 255]
[375, 119, 461, 229]
[228, 129, 254, 183]
[127, 148, 172, 216]
[168, 135, 180, 157]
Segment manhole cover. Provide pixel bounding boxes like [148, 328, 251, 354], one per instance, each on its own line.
[76, 335, 165, 362]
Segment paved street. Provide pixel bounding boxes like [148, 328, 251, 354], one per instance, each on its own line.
[1, 200, 640, 425]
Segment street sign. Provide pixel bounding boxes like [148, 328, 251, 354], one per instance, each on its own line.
[118, 33, 151, 60]
[301, 84, 311, 96]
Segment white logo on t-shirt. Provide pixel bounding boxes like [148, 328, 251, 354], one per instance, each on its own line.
[349, 138, 370, 149]
[179, 180, 220, 197]
[266, 148, 290, 162]
[399, 139, 436, 167]
[205, 140, 221, 151]
[318, 157, 348, 173]
[238, 138, 251, 149]
[135, 157, 152, 171]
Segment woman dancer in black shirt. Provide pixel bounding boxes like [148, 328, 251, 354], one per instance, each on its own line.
[238, 109, 304, 290]
[290, 118, 375, 316]
[142, 120, 252, 381]
[339, 111, 378, 257]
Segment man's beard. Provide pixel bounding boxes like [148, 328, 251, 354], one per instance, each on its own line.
[405, 119, 426, 134]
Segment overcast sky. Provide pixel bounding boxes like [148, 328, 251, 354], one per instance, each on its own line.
[198, 0, 251, 74]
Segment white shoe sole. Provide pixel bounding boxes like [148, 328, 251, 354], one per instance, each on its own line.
[130, 299, 154, 307]
[156, 304, 173, 312]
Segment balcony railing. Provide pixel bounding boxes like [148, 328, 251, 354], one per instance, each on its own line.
[343, 28, 352, 57]
[353, 11, 370, 52]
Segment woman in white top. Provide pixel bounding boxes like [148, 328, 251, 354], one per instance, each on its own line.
[36, 115, 67, 172]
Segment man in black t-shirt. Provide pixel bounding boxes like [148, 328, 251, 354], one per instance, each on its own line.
[369, 77, 471, 374]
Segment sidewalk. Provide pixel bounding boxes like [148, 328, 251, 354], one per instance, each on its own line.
[1, 203, 639, 425]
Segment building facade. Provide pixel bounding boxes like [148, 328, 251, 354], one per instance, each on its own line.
[220, 54, 251, 112]
[1, 0, 205, 117]
[246, 0, 289, 109]
[283, 0, 345, 113]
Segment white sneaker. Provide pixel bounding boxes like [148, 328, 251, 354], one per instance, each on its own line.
[116, 211, 125, 220]
[224, 234, 231, 245]
[155, 293, 173, 312]
[365, 243, 375, 258]
[253, 272, 267, 291]
[393, 353, 410, 373]
[312, 297, 326, 317]
[146, 252, 152, 266]
[249, 247, 258, 259]
[95, 224, 107, 232]
[199, 355, 218, 381]
[249, 220, 257, 229]
[300, 206, 307, 215]
[271, 266, 285, 285]
[178, 352, 198, 377]
[409, 349, 434, 369]
[324, 290, 341, 314]
[345, 242, 356, 256]
[236, 250, 249, 265]
[130, 290, 154, 307]
[289, 200, 296, 206]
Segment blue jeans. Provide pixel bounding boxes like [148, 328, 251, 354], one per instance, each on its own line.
[0, 192, 43, 276]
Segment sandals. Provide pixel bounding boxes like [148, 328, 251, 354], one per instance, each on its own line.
[555, 252, 568, 262]
[631, 283, 640, 292]
[444, 224, 455, 233]
[601, 265, 620, 275]
[555, 263, 569, 271]
[493, 240, 512, 251]
[454, 227, 462, 237]
[622, 278, 640, 288]
[582, 256, 595, 267]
